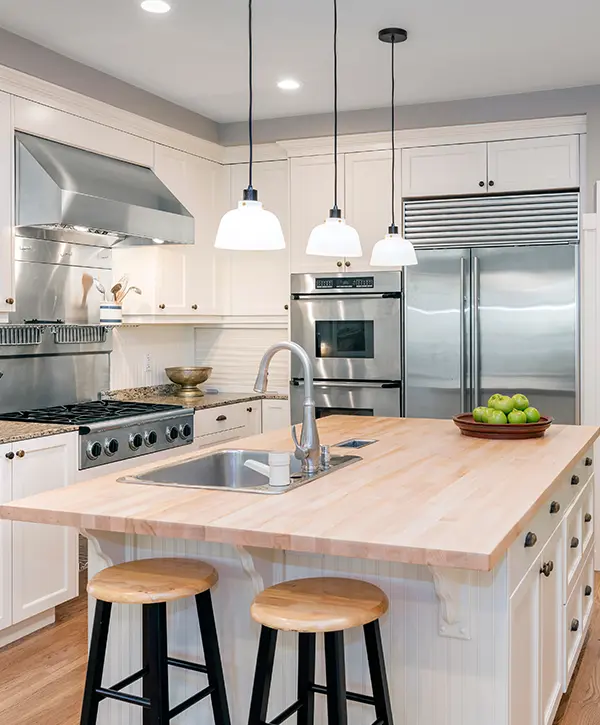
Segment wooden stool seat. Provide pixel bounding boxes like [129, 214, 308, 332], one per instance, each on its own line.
[250, 577, 388, 633]
[87, 557, 218, 604]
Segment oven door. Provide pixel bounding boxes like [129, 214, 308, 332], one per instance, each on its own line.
[290, 293, 402, 381]
[290, 380, 402, 424]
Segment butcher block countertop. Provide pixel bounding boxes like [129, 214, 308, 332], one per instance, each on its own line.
[0, 416, 598, 571]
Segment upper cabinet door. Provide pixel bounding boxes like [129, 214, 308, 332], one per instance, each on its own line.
[290, 154, 347, 273]
[0, 443, 12, 632]
[344, 150, 398, 272]
[487, 136, 580, 193]
[402, 143, 487, 198]
[0, 92, 13, 316]
[227, 161, 290, 316]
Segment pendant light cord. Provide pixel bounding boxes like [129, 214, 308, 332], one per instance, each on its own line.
[390, 35, 396, 228]
[333, 0, 338, 211]
[248, 0, 253, 191]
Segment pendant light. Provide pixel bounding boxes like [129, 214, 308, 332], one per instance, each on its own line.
[370, 28, 417, 267]
[306, 0, 361, 258]
[215, 0, 285, 251]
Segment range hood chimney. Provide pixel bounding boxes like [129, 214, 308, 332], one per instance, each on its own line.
[15, 132, 195, 247]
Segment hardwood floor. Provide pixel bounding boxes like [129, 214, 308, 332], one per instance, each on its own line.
[0, 573, 599, 725]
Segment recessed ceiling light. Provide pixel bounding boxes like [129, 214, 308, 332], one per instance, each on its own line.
[141, 0, 171, 14]
[277, 79, 301, 91]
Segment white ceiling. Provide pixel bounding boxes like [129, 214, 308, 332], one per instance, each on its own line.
[0, 0, 599, 123]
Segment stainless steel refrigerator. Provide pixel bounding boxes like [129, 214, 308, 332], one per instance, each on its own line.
[403, 191, 579, 424]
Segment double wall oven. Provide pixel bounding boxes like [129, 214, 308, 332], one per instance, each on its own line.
[290, 272, 403, 422]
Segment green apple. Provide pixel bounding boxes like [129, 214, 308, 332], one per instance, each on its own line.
[487, 409, 508, 425]
[511, 393, 530, 411]
[525, 407, 541, 423]
[481, 407, 496, 423]
[493, 395, 515, 415]
[508, 409, 527, 425]
[487, 393, 502, 408]
[473, 406, 487, 422]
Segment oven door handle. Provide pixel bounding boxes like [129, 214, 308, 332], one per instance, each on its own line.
[291, 293, 400, 301]
[292, 380, 401, 390]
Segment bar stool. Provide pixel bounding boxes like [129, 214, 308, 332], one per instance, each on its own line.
[80, 557, 231, 725]
[247, 577, 393, 725]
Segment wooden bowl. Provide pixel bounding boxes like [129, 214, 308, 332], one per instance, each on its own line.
[452, 413, 553, 440]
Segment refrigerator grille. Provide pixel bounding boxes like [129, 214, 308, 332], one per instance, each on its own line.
[403, 192, 579, 247]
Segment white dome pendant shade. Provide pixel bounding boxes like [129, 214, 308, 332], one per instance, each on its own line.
[370, 27, 417, 269]
[214, 0, 285, 252]
[306, 0, 362, 259]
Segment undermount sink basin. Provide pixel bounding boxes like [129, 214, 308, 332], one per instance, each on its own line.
[119, 449, 361, 495]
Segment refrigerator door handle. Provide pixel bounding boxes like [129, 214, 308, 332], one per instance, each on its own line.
[472, 255, 481, 408]
[460, 257, 467, 413]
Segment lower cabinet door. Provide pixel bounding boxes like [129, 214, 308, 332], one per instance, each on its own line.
[510, 559, 541, 725]
[539, 525, 565, 725]
[0, 443, 12, 631]
[11, 434, 78, 623]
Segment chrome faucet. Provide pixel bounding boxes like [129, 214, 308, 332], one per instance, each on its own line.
[254, 341, 321, 474]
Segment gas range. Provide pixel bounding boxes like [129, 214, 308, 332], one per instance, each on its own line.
[0, 400, 194, 470]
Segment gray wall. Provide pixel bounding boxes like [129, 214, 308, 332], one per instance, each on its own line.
[0, 28, 218, 143]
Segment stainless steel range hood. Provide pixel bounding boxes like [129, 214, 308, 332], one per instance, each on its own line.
[15, 132, 195, 246]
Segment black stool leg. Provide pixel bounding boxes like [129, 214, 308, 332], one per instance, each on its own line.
[195, 590, 232, 725]
[80, 600, 112, 725]
[248, 626, 278, 725]
[142, 604, 152, 725]
[145, 603, 170, 725]
[297, 633, 316, 725]
[324, 631, 348, 725]
[364, 621, 394, 725]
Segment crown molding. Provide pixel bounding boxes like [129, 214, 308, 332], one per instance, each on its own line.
[0, 64, 225, 164]
[221, 143, 288, 165]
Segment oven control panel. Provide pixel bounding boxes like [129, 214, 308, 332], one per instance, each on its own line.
[315, 276, 375, 290]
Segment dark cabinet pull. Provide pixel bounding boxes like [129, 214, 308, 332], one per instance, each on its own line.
[488, 180, 495, 187]
[16, 450, 25, 458]
[216, 415, 227, 422]
[284, 304, 289, 311]
[570, 537, 580, 549]
[5, 451, 14, 460]
[345, 260, 351, 267]
[191, 304, 198, 310]
[549, 501, 560, 514]
[336, 261, 343, 268]
[158, 303, 166, 310]
[571, 475, 580, 486]
[585, 513, 592, 523]
[540, 561, 554, 577]
[478, 181, 485, 187]
[524, 532, 537, 548]
[585, 457, 593, 467]
[247, 407, 253, 413]
[5, 297, 14, 305]
[585, 585, 592, 596]
[571, 618, 580, 632]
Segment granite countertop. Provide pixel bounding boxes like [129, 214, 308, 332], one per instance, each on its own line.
[103, 385, 287, 411]
[0, 421, 79, 446]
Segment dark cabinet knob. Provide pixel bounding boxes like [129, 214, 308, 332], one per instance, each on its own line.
[216, 414, 227, 422]
[5, 297, 14, 305]
[5, 451, 14, 460]
[337, 261, 343, 268]
[524, 532, 537, 548]
[540, 561, 553, 577]
[585, 585, 592, 596]
[549, 501, 560, 514]
[571, 475, 580, 486]
[158, 303, 166, 310]
[571, 618, 580, 632]
[570, 537, 580, 549]
[247, 407, 253, 413]
[16, 450, 25, 458]
[478, 181, 485, 187]
[191, 304, 198, 310]
[344, 260, 351, 267]
[488, 180, 495, 187]
[585, 457, 593, 467]
[585, 513, 592, 523]
[284, 304, 289, 311]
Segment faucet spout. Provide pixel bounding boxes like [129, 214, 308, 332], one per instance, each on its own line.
[254, 341, 320, 474]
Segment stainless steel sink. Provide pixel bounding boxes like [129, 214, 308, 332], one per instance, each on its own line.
[119, 449, 361, 495]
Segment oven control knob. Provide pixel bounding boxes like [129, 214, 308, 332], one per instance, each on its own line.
[145, 430, 158, 447]
[104, 438, 119, 457]
[86, 441, 103, 460]
[179, 424, 192, 439]
[129, 433, 144, 451]
[166, 426, 179, 442]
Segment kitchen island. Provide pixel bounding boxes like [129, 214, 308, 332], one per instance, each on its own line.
[1, 416, 598, 725]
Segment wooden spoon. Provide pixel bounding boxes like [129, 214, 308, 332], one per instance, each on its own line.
[110, 283, 122, 302]
[81, 273, 93, 307]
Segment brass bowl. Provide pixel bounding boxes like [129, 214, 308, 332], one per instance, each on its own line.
[165, 366, 213, 397]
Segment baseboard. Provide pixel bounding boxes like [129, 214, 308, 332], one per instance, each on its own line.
[0, 608, 55, 648]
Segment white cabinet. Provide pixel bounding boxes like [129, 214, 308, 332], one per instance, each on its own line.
[114, 144, 227, 318]
[0, 92, 13, 317]
[402, 143, 487, 197]
[290, 155, 349, 273]
[11, 434, 78, 624]
[262, 399, 291, 432]
[194, 402, 262, 448]
[344, 150, 399, 272]
[0, 443, 12, 631]
[225, 161, 290, 316]
[487, 136, 579, 193]
[510, 561, 540, 725]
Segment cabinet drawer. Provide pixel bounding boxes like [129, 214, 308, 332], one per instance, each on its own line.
[565, 497, 583, 599]
[196, 428, 246, 449]
[565, 579, 583, 683]
[581, 476, 594, 556]
[195, 402, 257, 437]
[582, 549, 594, 631]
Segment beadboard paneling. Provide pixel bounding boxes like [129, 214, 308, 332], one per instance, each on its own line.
[194, 327, 289, 393]
[110, 326, 195, 390]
